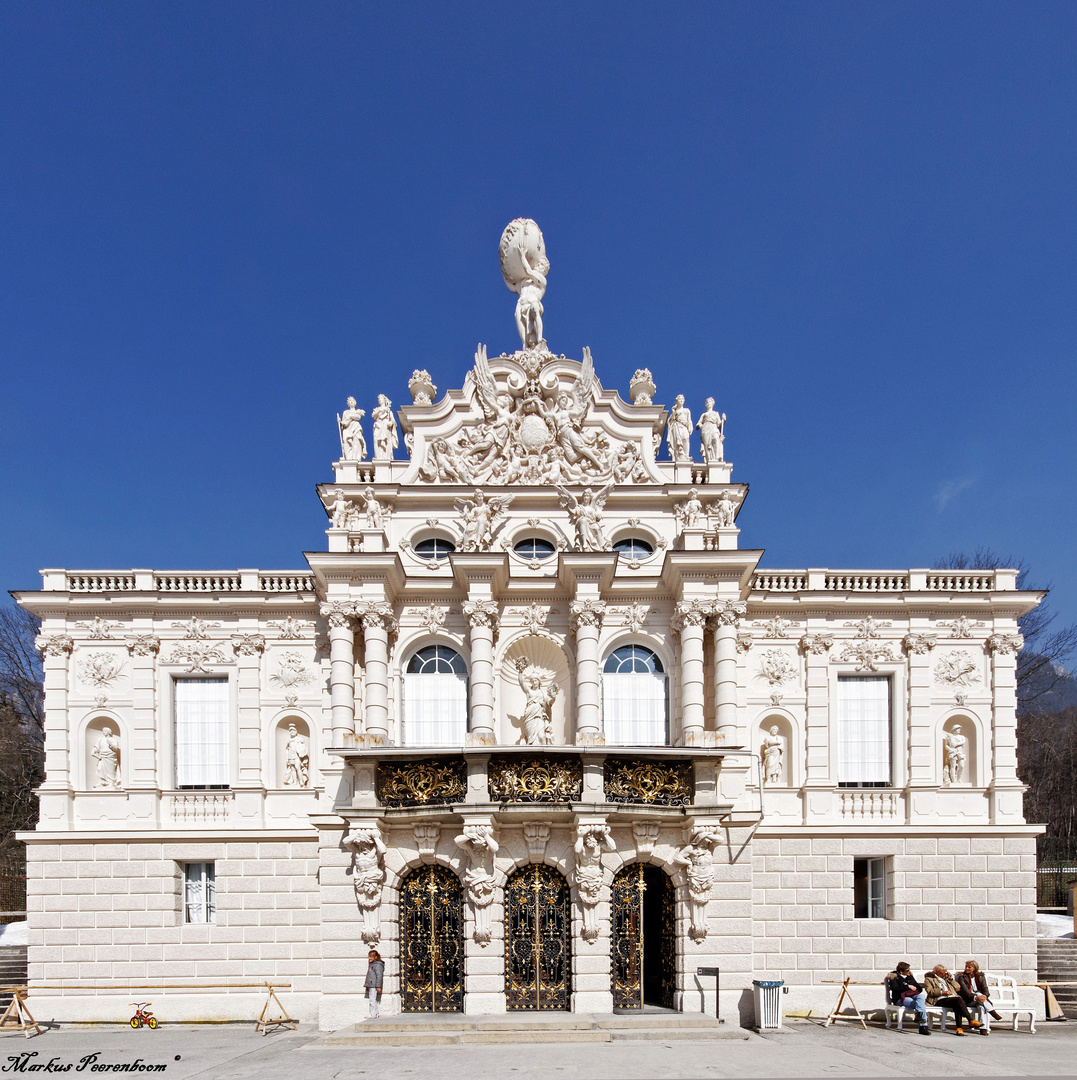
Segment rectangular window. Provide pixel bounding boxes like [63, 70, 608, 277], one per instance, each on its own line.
[602, 673, 668, 746]
[836, 676, 891, 787]
[183, 862, 216, 924]
[853, 857, 886, 919]
[402, 673, 468, 747]
[174, 678, 229, 788]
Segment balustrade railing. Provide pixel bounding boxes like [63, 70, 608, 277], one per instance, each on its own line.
[260, 573, 315, 592]
[165, 790, 234, 823]
[66, 574, 136, 592]
[839, 789, 902, 820]
[924, 572, 996, 591]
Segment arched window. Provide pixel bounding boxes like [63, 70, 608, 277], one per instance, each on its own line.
[613, 537, 653, 560]
[414, 537, 455, 560]
[403, 645, 468, 746]
[602, 645, 667, 745]
[514, 538, 556, 561]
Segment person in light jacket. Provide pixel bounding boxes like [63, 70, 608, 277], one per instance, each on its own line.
[925, 964, 981, 1035]
[364, 949, 384, 1019]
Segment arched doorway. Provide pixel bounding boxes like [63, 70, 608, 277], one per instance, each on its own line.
[611, 863, 676, 1010]
[399, 864, 465, 1012]
[505, 864, 572, 1011]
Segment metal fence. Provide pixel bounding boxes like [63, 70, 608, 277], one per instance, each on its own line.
[0, 846, 26, 924]
[1037, 837, 1077, 911]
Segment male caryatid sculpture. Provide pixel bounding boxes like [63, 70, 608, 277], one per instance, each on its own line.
[454, 825, 499, 946]
[574, 824, 615, 943]
[674, 824, 722, 942]
[345, 825, 387, 944]
[500, 218, 549, 349]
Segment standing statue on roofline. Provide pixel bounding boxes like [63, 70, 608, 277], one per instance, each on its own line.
[500, 219, 549, 350]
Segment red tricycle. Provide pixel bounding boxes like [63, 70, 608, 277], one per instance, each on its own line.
[129, 1002, 158, 1029]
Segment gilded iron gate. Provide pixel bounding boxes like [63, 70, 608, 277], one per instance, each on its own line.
[611, 863, 676, 1010]
[505, 864, 571, 1011]
[399, 865, 465, 1012]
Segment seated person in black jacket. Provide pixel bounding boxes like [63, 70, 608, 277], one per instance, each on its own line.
[885, 962, 931, 1034]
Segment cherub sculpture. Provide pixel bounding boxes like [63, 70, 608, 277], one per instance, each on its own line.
[556, 482, 614, 551]
[371, 395, 398, 460]
[675, 488, 704, 530]
[337, 397, 367, 461]
[455, 489, 514, 552]
[326, 489, 350, 529]
[361, 487, 387, 529]
[710, 489, 737, 528]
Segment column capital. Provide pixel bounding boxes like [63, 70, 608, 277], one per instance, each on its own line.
[902, 632, 937, 656]
[710, 600, 746, 628]
[124, 634, 160, 657]
[570, 599, 607, 633]
[734, 631, 753, 654]
[35, 633, 73, 658]
[355, 602, 397, 635]
[987, 633, 1024, 655]
[799, 632, 834, 656]
[231, 633, 266, 657]
[319, 600, 356, 629]
[673, 600, 710, 631]
[462, 600, 500, 633]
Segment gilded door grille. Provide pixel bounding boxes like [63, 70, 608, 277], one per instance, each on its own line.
[505, 865, 571, 1011]
[399, 865, 464, 1012]
[611, 863, 676, 1011]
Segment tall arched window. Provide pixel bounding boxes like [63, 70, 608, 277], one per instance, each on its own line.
[602, 645, 667, 746]
[403, 645, 469, 747]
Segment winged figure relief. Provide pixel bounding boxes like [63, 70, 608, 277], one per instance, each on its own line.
[556, 481, 614, 551]
[454, 489, 515, 551]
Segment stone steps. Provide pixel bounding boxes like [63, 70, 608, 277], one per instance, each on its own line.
[323, 1011, 748, 1047]
[1037, 939, 1077, 1011]
[0, 946, 27, 1010]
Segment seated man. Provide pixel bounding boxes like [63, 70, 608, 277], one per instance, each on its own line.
[925, 964, 982, 1035]
[957, 959, 1001, 1025]
[886, 962, 931, 1035]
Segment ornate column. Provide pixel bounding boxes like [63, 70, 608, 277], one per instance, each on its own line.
[570, 600, 606, 745]
[357, 602, 396, 746]
[674, 602, 710, 747]
[231, 633, 266, 785]
[320, 601, 357, 745]
[462, 601, 499, 746]
[903, 633, 937, 788]
[987, 633, 1024, 822]
[711, 600, 746, 745]
[800, 633, 834, 788]
[35, 634, 74, 804]
[123, 634, 160, 789]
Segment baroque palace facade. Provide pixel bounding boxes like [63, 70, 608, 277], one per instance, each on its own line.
[18, 220, 1041, 1028]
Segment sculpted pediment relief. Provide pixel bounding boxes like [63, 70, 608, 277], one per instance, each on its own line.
[397, 344, 667, 487]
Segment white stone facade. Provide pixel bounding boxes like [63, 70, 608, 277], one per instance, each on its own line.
[17, 222, 1043, 1028]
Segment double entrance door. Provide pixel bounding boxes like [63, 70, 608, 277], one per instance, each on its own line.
[505, 864, 572, 1010]
[399, 865, 465, 1012]
[611, 863, 676, 1010]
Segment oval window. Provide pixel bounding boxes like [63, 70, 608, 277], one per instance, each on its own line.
[414, 537, 456, 560]
[613, 537, 653, 559]
[514, 538, 557, 560]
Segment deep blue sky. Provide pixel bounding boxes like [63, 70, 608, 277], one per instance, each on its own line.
[2, 2, 1075, 633]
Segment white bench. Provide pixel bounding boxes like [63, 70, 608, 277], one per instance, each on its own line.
[984, 973, 1036, 1033]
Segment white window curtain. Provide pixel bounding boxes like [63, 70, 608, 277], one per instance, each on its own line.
[175, 678, 229, 787]
[602, 673, 667, 746]
[184, 862, 216, 924]
[403, 673, 468, 747]
[837, 677, 891, 785]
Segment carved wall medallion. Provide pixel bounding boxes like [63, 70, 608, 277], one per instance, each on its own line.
[161, 642, 233, 673]
[756, 649, 798, 687]
[934, 650, 981, 687]
[270, 650, 316, 703]
[375, 758, 468, 808]
[268, 616, 311, 640]
[171, 618, 221, 640]
[603, 758, 693, 806]
[77, 650, 125, 705]
[488, 755, 583, 803]
[75, 617, 122, 640]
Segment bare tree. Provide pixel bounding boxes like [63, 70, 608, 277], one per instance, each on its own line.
[0, 694, 43, 841]
[0, 603, 43, 732]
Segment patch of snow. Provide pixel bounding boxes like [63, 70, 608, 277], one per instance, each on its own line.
[0, 921, 27, 945]
[1037, 912, 1075, 939]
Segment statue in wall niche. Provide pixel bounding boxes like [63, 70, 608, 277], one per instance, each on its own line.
[338, 397, 367, 461]
[454, 825, 499, 946]
[710, 490, 736, 528]
[283, 724, 309, 787]
[666, 395, 692, 462]
[371, 395, 399, 460]
[557, 482, 613, 552]
[361, 487, 387, 529]
[92, 726, 121, 789]
[674, 825, 722, 943]
[943, 725, 968, 786]
[455, 489, 515, 552]
[513, 658, 560, 745]
[345, 825, 387, 944]
[697, 398, 726, 464]
[574, 824, 615, 943]
[761, 726, 784, 785]
[675, 488, 704, 530]
[500, 218, 549, 349]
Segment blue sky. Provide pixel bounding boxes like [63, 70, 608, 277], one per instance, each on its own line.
[2, 2, 1075, 632]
